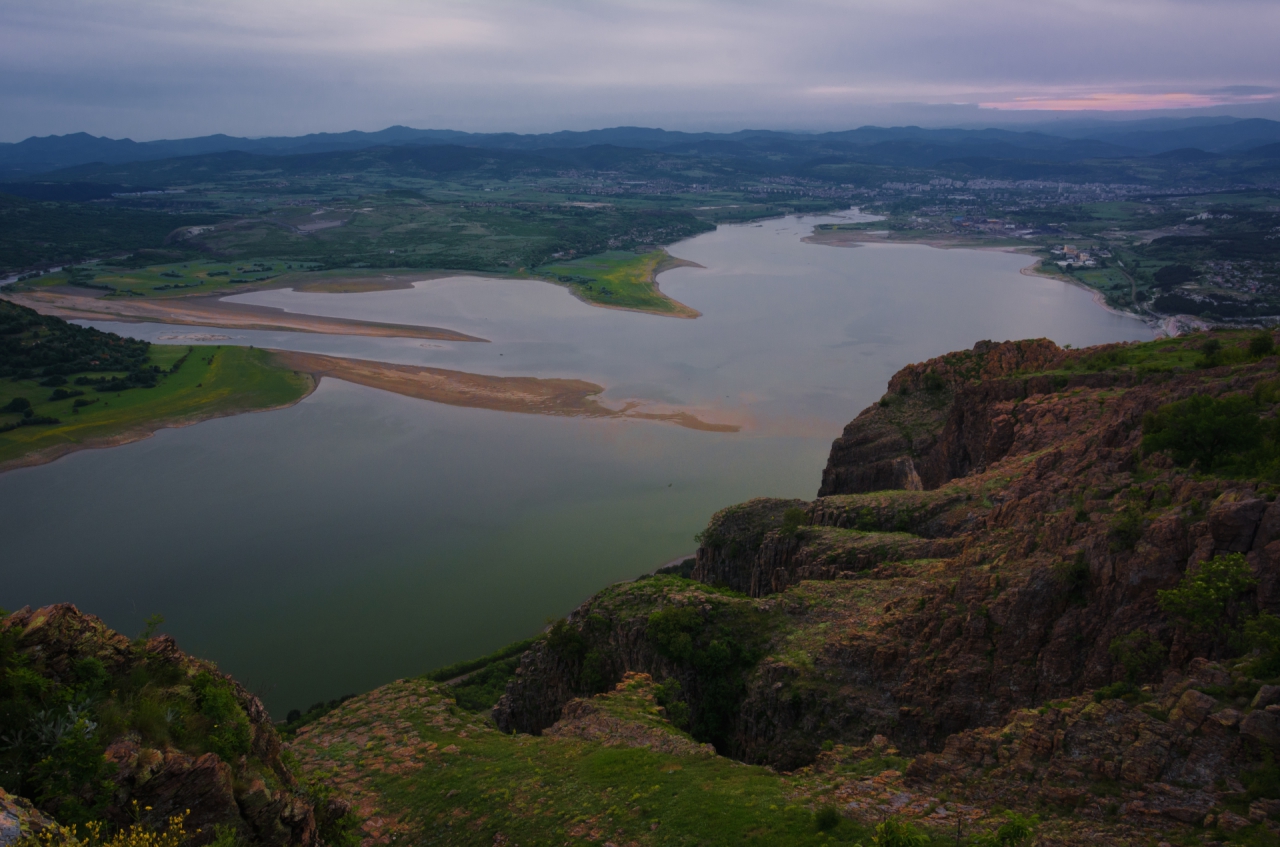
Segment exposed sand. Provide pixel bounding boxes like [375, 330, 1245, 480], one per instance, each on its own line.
[4, 289, 486, 342]
[270, 351, 740, 432]
[268, 269, 493, 294]
[802, 227, 1028, 252]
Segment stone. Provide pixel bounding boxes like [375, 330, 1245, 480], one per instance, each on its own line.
[1168, 689, 1216, 733]
[1253, 685, 1280, 710]
[1208, 492, 1266, 553]
[1209, 708, 1242, 729]
[1216, 810, 1251, 832]
[1241, 710, 1280, 747]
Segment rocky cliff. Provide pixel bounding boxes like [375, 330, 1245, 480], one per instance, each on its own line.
[495, 331, 1280, 780]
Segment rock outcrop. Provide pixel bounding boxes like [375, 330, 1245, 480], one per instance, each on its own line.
[496, 331, 1280, 776]
[0, 789, 53, 847]
[0, 605, 316, 846]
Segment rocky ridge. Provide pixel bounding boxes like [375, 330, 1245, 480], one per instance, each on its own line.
[490, 330, 1280, 841]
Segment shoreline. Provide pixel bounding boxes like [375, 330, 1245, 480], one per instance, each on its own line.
[536, 249, 704, 319]
[802, 226, 1172, 335]
[0, 373, 319, 475]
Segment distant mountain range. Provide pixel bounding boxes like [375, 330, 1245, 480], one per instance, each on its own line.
[4, 116, 1280, 179]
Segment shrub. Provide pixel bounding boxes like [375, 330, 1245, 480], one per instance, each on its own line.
[1251, 333, 1277, 359]
[189, 672, 252, 761]
[655, 678, 690, 729]
[1052, 553, 1090, 605]
[1157, 553, 1257, 640]
[546, 619, 587, 661]
[814, 805, 841, 832]
[1243, 612, 1280, 678]
[870, 817, 929, 847]
[2, 397, 31, 413]
[1198, 337, 1223, 368]
[921, 371, 946, 392]
[17, 810, 191, 847]
[1108, 629, 1166, 682]
[1141, 394, 1262, 472]
[1108, 505, 1146, 552]
[973, 812, 1039, 846]
[647, 607, 701, 662]
[779, 507, 810, 538]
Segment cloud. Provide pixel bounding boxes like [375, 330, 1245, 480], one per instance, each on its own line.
[980, 90, 1280, 112]
[0, 0, 1277, 139]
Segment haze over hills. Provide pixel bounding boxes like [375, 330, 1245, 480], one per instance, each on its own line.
[4, 116, 1280, 179]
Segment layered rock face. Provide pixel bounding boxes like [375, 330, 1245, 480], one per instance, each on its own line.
[496, 334, 1280, 775]
[0, 605, 316, 846]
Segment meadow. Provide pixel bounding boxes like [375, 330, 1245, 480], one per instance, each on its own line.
[0, 344, 312, 468]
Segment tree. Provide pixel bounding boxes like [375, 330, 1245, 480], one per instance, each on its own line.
[1141, 394, 1261, 471]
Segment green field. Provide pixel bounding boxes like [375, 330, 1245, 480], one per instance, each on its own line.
[30, 257, 323, 299]
[0, 345, 312, 468]
[537, 250, 697, 316]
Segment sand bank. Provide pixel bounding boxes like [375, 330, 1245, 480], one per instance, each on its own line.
[270, 351, 740, 432]
[5, 289, 486, 342]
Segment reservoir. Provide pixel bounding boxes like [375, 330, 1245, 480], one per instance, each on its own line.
[0, 214, 1151, 714]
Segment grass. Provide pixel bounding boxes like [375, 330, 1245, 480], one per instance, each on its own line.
[290, 677, 888, 846]
[536, 250, 698, 316]
[0, 345, 312, 467]
[33, 258, 319, 299]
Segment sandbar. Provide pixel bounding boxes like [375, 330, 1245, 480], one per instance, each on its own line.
[270, 351, 740, 432]
[4, 289, 486, 342]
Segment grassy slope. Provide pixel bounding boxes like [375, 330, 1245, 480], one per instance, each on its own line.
[289, 674, 888, 847]
[0, 345, 312, 468]
[537, 250, 699, 317]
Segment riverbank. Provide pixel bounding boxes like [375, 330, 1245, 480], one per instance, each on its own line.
[0, 345, 315, 473]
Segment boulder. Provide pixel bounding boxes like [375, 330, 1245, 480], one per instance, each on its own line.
[1209, 491, 1266, 553]
[1241, 709, 1280, 747]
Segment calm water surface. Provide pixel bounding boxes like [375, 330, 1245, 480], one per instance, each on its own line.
[1, 214, 1151, 713]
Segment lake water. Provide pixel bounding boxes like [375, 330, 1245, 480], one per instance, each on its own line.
[0, 214, 1151, 714]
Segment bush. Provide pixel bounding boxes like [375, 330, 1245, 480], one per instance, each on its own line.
[973, 812, 1039, 846]
[2, 397, 31, 413]
[189, 672, 252, 761]
[546, 619, 587, 661]
[814, 805, 841, 832]
[779, 507, 811, 538]
[1251, 333, 1277, 358]
[655, 678, 690, 729]
[647, 607, 701, 662]
[1108, 505, 1146, 552]
[1243, 612, 1280, 678]
[1157, 553, 1256, 640]
[16, 810, 191, 847]
[870, 817, 929, 847]
[1052, 553, 1090, 605]
[1141, 394, 1262, 472]
[1108, 629, 1166, 682]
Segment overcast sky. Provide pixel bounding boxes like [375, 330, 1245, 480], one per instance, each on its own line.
[1, 0, 1276, 142]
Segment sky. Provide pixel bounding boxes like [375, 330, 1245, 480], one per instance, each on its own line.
[1, 0, 1277, 142]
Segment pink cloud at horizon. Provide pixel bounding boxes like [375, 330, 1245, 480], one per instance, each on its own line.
[981, 91, 1278, 111]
